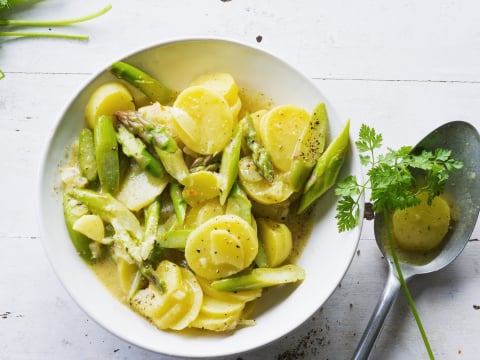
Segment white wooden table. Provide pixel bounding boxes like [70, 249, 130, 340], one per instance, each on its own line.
[1, 1, 479, 359]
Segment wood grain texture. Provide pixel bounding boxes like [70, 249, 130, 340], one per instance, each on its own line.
[1, 0, 479, 359]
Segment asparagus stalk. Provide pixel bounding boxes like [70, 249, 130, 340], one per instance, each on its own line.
[63, 193, 95, 263]
[219, 123, 242, 205]
[157, 229, 192, 249]
[78, 128, 98, 183]
[116, 110, 190, 184]
[94, 115, 120, 194]
[211, 264, 305, 291]
[298, 120, 350, 213]
[225, 182, 252, 224]
[110, 61, 175, 105]
[116, 124, 165, 178]
[290, 102, 328, 191]
[168, 182, 187, 226]
[242, 115, 274, 182]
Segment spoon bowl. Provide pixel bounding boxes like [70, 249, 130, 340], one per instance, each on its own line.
[353, 121, 480, 359]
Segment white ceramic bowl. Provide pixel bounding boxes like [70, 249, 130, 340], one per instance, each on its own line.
[38, 38, 363, 358]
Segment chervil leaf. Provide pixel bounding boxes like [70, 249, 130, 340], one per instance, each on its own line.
[335, 196, 359, 232]
[355, 124, 382, 154]
[335, 123, 463, 231]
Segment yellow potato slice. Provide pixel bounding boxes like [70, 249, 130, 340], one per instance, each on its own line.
[189, 73, 239, 106]
[173, 86, 234, 155]
[185, 214, 258, 280]
[392, 193, 451, 252]
[130, 261, 184, 326]
[155, 268, 203, 331]
[72, 214, 105, 242]
[198, 296, 245, 319]
[116, 258, 138, 294]
[189, 311, 241, 332]
[259, 105, 310, 172]
[238, 157, 294, 205]
[116, 164, 169, 211]
[85, 82, 135, 129]
[250, 109, 267, 135]
[182, 170, 221, 207]
[230, 97, 242, 120]
[185, 198, 224, 227]
[257, 218, 292, 267]
[130, 261, 202, 331]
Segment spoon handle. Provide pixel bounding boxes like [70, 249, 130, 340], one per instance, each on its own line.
[351, 268, 402, 360]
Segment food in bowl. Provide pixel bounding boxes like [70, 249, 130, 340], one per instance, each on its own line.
[60, 61, 349, 332]
[39, 39, 362, 357]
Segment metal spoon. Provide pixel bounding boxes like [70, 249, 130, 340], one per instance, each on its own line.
[352, 121, 480, 360]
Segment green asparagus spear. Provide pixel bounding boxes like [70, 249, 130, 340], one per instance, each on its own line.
[157, 229, 192, 249]
[297, 120, 350, 214]
[225, 182, 252, 224]
[63, 193, 95, 263]
[116, 110, 190, 184]
[169, 182, 187, 225]
[70, 188, 143, 248]
[211, 264, 305, 291]
[189, 154, 221, 173]
[116, 124, 165, 177]
[242, 115, 274, 182]
[290, 102, 328, 191]
[94, 115, 120, 193]
[219, 123, 242, 205]
[78, 128, 98, 183]
[110, 61, 175, 105]
[144, 199, 160, 242]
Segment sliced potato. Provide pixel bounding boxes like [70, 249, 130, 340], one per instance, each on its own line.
[238, 157, 293, 205]
[259, 105, 310, 172]
[130, 261, 203, 331]
[197, 296, 245, 319]
[173, 86, 234, 155]
[257, 218, 292, 267]
[189, 73, 239, 106]
[392, 193, 451, 252]
[250, 109, 267, 135]
[85, 82, 135, 129]
[189, 311, 241, 332]
[182, 170, 221, 206]
[116, 258, 138, 294]
[184, 198, 224, 227]
[116, 164, 169, 211]
[72, 214, 105, 242]
[185, 214, 258, 280]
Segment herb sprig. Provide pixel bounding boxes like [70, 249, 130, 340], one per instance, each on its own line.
[335, 123, 463, 359]
[335, 123, 463, 231]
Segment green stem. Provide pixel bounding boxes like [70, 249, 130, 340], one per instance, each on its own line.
[0, 31, 88, 39]
[383, 211, 435, 360]
[0, 4, 112, 26]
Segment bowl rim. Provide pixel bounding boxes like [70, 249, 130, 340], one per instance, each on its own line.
[37, 36, 364, 358]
